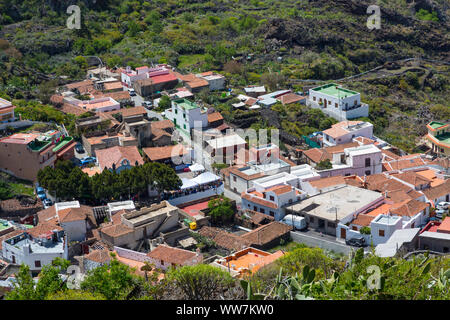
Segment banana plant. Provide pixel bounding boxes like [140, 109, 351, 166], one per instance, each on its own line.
[428, 268, 450, 291]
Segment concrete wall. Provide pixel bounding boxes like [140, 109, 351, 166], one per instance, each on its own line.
[61, 220, 87, 243]
[290, 231, 351, 255]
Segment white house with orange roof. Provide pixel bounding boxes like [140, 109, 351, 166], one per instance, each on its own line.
[0, 98, 16, 123]
[241, 183, 307, 221]
[322, 121, 373, 147]
[120, 66, 150, 87]
[78, 97, 120, 113]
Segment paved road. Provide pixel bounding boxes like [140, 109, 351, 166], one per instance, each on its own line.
[129, 90, 163, 121]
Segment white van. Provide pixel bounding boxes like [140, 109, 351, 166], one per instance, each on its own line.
[281, 214, 307, 231]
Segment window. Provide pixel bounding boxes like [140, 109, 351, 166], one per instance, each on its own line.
[365, 170, 371, 176]
[233, 176, 236, 182]
[309, 217, 315, 223]
[269, 211, 275, 217]
[365, 158, 371, 167]
[260, 208, 265, 214]
[327, 222, 336, 228]
[354, 100, 357, 105]
[313, 96, 316, 101]
[183, 124, 186, 129]
[175, 109, 178, 114]
[247, 204, 250, 208]
[335, 103, 338, 108]
[379, 229, 385, 237]
[411, 222, 415, 228]
[289, 199, 293, 204]
[269, 196, 274, 201]
[253, 206, 257, 211]
[34, 260, 41, 268]
[352, 226, 357, 231]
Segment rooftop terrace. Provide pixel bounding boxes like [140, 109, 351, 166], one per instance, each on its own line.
[174, 99, 200, 110]
[52, 136, 74, 152]
[311, 83, 359, 98]
[428, 121, 448, 130]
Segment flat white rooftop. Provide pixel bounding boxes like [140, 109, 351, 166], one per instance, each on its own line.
[286, 185, 383, 221]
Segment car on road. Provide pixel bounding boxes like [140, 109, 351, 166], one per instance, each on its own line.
[143, 101, 153, 108]
[128, 88, 136, 96]
[281, 214, 307, 231]
[435, 209, 446, 219]
[36, 186, 46, 200]
[43, 198, 53, 208]
[437, 202, 450, 210]
[345, 236, 366, 247]
[80, 156, 97, 166]
[75, 143, 85, 154]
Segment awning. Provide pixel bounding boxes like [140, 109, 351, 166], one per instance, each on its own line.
[189, 163, 205, 172]
[191, 172, 220, 185]
[180, 178, 199, 190]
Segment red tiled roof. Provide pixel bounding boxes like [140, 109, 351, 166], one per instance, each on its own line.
[279, 93, 305, 105]
[390, 199, 429, 217]
[302, 148, 330, 163]
[207, 112, 223, 123]
[266, 185, 292, 195]
[423, 179, 450, 202]
[143, 144, 187, 161]
[100, 223, 133, 237]
[27, 223, 63, 238]
[391, 171, 432, 187]
[351, 214, 374, 227]
[151, 119, 174, 130]
[241, 222, 292, 246]
[96, 146, 144, 170]
[121, 106, 147, 118]
[57, 206, 93, 223]
[147, 244, 198, 265]
[84, 249, 111, 264]
[241, 192, 278, 209]
[198, 226, 251, 251]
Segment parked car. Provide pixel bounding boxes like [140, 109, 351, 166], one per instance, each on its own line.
[128, 88, 136, 96]
[435, 209, 446, 219]
[80, 156, 96, 166]
[75, 143, 85, 154]
[281, 214, 307, 231]
[346, 236, 366, 247]
[437, 202, 450, 210]
[143, 101, 153, 108]
[43, 198, 53, 208]
[36, 186, 46, 200]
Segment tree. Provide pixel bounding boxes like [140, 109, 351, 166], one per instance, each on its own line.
[0, 180, 12, 200]
[6, 258, 70, 300]
[207, 195, 234, 224]
[80, 255, 138, 300]
[166, 264, 235, 300]
[158, 95, 171, 110]
[315, 159, 333, 170]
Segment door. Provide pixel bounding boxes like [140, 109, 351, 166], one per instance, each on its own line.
[340, 228, 346, 239]
[324, 99, 327, 108]
[12, 255, 16, 264]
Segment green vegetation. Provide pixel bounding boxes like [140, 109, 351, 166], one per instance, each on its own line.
[37, 160, 181, 205]
[315, 159, 333, 170]
[6, 247, 449, 300]
[207, 195, 235, 224]
[416, 9, 439, 22]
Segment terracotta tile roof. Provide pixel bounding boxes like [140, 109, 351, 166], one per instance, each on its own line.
[322, 126, 349, 139]
[97, 91, 131, 101]
[354, 136, 376, 145]
[57, 206, 93, 223]
[241, 192, 278, 209]
[0, 230, 24, 250]
[390, 199, 429, 217]
[37, 206, 58, 224]
[241, 222, 292, 246]
[84, 249, 111, 264]
[100, 223, 134, 237]
[207, 112, 223, 123]
[437, 217, 450, 234]
[27, 222, 63, 238]
[245, 98, 258, 106]
[82, 166, 103, 177]
[65, 80, 93, 90]
[220, 165, 244, 177]
[381, 149, 401, 161]
[382, 156, 427, 172]
[96, 146, 144, 170]
[103, 82, 123, 91]
[302, 148, 330, 163]
[50, 95, 64, 105]
[229, 167, 266, 181]
[325, 142, 359, 154]
[147, 244, 198, 265]
[279, 93, 305, 105]
[152, 128, 172, 141]
[386, 189, 423, 203]
[415, 169, 445, 187]
[391, 171, 432, 187]
[143, 144, 187, 161]
[121, 106, 147, 118]
[151, 119, 174, 130]
[309, 176, 347, 189]
[60, 103, 86, 116]
[364, 203, 392, 217]
[266, 185, 293, 195]
[351, 214, 374, 227]
[187, 79, 209, 89]
[423, 179, 450, 201]
[198, 226, 251, 251]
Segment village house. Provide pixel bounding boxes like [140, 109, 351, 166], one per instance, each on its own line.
[307, 83, 369, 121]
[0, 98, 15, 123]
[211, 247, 285, 278]
[78, 97, 120, 113]
[426, 121, 449, 156]
[303, 143, 383, 178]
[142, 144, 188, 167]
[321, 121, 374, 147]
[196, 72, 226, 91]
[422, 179, 450, 206]
[146, 244, 203, 270]
[95, 145, 144, 173]
[1, 226, 67, 275]
[205, 133, 247, 165]
[134, 71, 179, 97]
[164, 99, 209, 137]
[0, 131, 75, 181]
[418, 217, 450, 253]
[241, 184, 307, 221]
[286, 185, 384, 238]
[150, 119, 174, 147]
